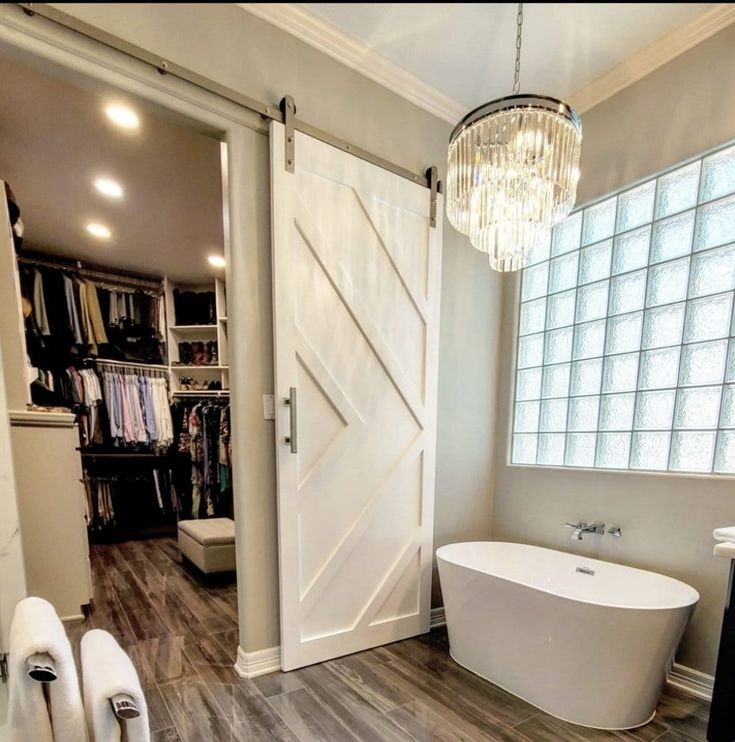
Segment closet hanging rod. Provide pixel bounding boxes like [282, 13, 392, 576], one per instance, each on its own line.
[94, 358, 168, 373]
[172, 390, 230, 397]
[14, 3, 438, 193]
[17, 252, 163, 293]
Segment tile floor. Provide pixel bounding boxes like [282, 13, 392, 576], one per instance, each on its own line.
[66, 538, 710, 741]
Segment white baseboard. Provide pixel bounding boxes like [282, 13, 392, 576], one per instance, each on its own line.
[234, 609, 445, 678]
[668, 662, 714, 701]
[234, 645, 281, 678]
[430, 606, 446, 628]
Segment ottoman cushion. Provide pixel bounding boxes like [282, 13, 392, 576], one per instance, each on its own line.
[179, 517, 235, 546]
[178, 518, 236, 574]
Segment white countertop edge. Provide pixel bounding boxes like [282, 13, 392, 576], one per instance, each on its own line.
[8, 409, 76, 428]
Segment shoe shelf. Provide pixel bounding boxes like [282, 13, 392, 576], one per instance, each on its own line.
[164, 277, 229, 394]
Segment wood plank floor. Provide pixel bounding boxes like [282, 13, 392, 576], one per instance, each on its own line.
[66, 537, 711, 741]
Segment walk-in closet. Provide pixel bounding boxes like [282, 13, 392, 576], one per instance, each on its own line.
[0, 44, 239, 653]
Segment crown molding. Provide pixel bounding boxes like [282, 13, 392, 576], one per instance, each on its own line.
[237, 3, 467, 125]
[569, 3, 735, 113]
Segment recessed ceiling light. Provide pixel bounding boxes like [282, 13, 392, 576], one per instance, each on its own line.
[208, 254, 226, 268]
[94, 177, 124, 199]
[87, 222, 112, 240]
[105, 103, 139, 130]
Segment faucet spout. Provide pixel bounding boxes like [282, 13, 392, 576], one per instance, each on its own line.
[563, 521, 605, 541]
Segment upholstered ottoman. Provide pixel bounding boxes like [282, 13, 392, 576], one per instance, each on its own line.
[178, 518, 236, 574]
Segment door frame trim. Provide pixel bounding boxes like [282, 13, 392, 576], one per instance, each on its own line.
[0, 0, 269, 649]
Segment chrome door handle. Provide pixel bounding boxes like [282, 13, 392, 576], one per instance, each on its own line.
[284, 387, 298, 454]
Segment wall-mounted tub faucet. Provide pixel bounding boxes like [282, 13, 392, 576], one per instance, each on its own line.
[564, 521, 605, 541]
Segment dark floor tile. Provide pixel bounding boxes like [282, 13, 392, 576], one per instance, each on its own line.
[384, 639, 537, 728]
[267, 687, 361, 742]
[656, 685, 709, 741]
[652, 731, 700, 742]
[145, 682, 176, 733]
[151, 728, 183, 742]
[374, 659, 528, 742]
[252, 670, 305, 698]
[159, 676, 232, 740]
[107, 566, 171, 641]
[212, 629, 239, 663]
[184, 634, 236, 667]
[228, 676, 299, 741]
[387, 700, 485, 741]
[514, 714, 590, 741]
[136, 635, 198, 684]
[63, 618, 85, 672]
[296, 663, 415, 741]
[89, 577, 139, 647]
[324, 653, 414, 713]
[514, 712, 669, 742]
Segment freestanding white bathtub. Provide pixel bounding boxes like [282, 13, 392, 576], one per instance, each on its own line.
[436, 542, 699, 730]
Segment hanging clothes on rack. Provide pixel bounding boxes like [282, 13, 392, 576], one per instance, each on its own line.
[82, 466, 179, 538]
[170, 394, 232, 520]
[18, 253, 164, 367]
[97, 362, 173, 450]
[66, 367, 104, 446]
[32, 269, 50, 336]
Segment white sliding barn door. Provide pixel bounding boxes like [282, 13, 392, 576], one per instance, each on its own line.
[270, 122, 442, 670]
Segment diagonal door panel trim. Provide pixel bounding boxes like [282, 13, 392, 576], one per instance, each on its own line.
[352, 190, 429, 321]
[297, 432, 426, 620]
[295, 327, 364, 428]
[294, 328, 364, 491]
[356, 535, 422, 631]
[293, 197, 427, 425]
[352, 188, 429, 316]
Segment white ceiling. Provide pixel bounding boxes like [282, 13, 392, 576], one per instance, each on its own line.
[300, 3, 714, 110]
[0, 50, 224, 284]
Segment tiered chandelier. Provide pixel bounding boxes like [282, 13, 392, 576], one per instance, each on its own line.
[446, 3, 583, 272]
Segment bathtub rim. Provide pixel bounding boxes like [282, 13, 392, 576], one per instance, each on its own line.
[436, 541, 700, 612]
[447, 648, 658, 731]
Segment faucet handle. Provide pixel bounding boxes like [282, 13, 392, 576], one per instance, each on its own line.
[564, 521, 586, 529]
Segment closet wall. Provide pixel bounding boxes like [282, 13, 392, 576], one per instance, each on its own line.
[34, 3, 503, 653]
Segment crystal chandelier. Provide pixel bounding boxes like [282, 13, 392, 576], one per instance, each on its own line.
[446, 3, 582, 272]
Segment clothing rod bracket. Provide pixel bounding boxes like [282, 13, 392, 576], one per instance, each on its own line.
[281, 95, 296, 173]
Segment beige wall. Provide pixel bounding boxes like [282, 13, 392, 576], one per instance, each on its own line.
[46, 3, 500, 651]
[494, 24, 735, 675]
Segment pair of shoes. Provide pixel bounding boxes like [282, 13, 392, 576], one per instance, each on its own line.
[178, 342, 192, 365]
[191, 341, 206, 365]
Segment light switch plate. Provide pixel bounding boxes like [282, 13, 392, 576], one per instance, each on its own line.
[263, 394, 276, 420]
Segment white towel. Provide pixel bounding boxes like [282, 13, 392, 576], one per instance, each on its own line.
[8, 596, 88, 742]
[81, 630, 150, 742]
[714, 526, 735, 543]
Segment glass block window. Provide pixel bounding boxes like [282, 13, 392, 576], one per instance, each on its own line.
[512, 141, 735, 474]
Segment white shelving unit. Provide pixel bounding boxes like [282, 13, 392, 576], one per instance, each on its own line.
[165, 277, 229, 393]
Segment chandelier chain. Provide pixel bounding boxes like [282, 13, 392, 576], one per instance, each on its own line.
[513, 2, 524, 95]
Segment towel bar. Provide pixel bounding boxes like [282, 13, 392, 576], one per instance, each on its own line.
[27, 652, 57, 682]
[111, 693, 140, 720]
